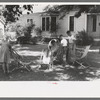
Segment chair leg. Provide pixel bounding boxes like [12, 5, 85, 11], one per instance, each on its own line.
[6, 64, 9, 73]
[75, 61, 87, 69]
[2, 63, 6, 74]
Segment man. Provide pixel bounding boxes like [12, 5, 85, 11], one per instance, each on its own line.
[66, 30, 76, 63]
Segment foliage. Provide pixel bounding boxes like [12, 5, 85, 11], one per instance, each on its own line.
[50, 23, 60, 34]
[76, 30, 94, 46]
[17, 36, 38, 45]
[34, 27, 42, 36]
[44, 5, 100, 19]
[5, 23, 16, 32]
[15, 24, 23, 37]
[30, 36, 38, 45]
[2, 5, 33, 23]
[17, 23, 36, 44]
[23, 23, 35, 37]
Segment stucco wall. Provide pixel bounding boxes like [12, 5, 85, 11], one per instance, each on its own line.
[17, 13, 42, 37]
[18, 12, 100, 39]
[57, 11, 86, 37]
[17, 13, 41, 28]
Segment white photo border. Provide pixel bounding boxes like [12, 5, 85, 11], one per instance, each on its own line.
[0, 2, 100, 98]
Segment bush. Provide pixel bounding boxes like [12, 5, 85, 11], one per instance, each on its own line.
[17, 36, 38, 45]
[23, 24, 35, 37]
[17, 36, 30, 44]
[34, 27, 42, 36]
[30, 36, 38, 45]
[76, 30, 94, 46]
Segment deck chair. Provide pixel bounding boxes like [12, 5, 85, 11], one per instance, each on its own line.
[72, 45, 91, 68]
[10, 49, 32, 72]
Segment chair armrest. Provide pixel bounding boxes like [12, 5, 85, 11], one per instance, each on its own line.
[75, 47, 84, 51]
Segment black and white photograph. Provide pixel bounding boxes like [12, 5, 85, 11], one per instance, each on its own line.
[0, 3, 100, 82]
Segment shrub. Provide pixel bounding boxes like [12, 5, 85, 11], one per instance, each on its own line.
[17, 36, 29, 44]
[76, 30, 94, 46]
[34, 27, 42, 36]
[30, 36, 38, 45]
[23, 23, 35, 38]
[16, 23, 35, 44]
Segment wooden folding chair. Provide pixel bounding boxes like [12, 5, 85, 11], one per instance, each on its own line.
[10, 49, 32, 72]
[72, 45, 91, 68]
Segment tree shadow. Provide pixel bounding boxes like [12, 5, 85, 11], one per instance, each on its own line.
[1, 44, 100, 81]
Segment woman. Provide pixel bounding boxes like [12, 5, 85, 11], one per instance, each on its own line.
[0, 35, 12, 74]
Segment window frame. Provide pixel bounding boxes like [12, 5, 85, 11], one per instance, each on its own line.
[69, 16, 74, 31]
[42, 16, 50, 31]
[92, 15, 97, 32]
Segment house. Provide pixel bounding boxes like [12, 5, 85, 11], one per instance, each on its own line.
[17, 12, 59, 37]
[57, 10, 100, 42]
[17, 10, 100, 42]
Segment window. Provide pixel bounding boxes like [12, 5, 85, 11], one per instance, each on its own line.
[51, 17, 56, 32]
[46, 17, 49, 31]
[42, 17, 45, 31]
[69, 16, 74, 31]
[93, 15, 96, 32]
[42, 17, 50, 31]
[27, 19, 29, 22]
[27, 19, 33, 24]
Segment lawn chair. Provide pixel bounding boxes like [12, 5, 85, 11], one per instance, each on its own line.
[72, 45, 91, 69]
[10, 48, 32, 72]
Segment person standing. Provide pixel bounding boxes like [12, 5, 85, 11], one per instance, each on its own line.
[0, 35, 12, 75]
[66, 30, 76, 63]
[59, 35, 68, 64]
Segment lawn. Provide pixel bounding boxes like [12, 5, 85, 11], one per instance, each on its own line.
[0, 44, 100, 81]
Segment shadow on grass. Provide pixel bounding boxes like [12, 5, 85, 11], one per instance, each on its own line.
[0, 44, 100, 81]
[0, 61, 100, 81]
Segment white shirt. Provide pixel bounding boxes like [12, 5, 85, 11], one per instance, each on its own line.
[61, 38, 68, 46]
[67, 35, 76, 43]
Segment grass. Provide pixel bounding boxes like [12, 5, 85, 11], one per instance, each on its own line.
[0, 44, 100, 81]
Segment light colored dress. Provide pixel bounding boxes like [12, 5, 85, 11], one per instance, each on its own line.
[0, 41, 11, 64]
[41, 49, 52, 64]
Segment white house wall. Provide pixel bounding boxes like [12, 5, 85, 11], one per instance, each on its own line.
[57, 15, 68, 37]
[17, 14, 41, 28]
[75, 13, 87, 32]
[57, 11, 86, 37]
[17, 13, 41, 37]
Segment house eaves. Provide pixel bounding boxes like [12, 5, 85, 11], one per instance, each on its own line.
[40, 12, 59, 16]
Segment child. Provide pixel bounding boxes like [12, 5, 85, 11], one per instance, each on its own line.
[59, 35, 68, 63]
[0, 35, 12, 74]
[39, 48, 53, 71]
[39, 39, 59, 70]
